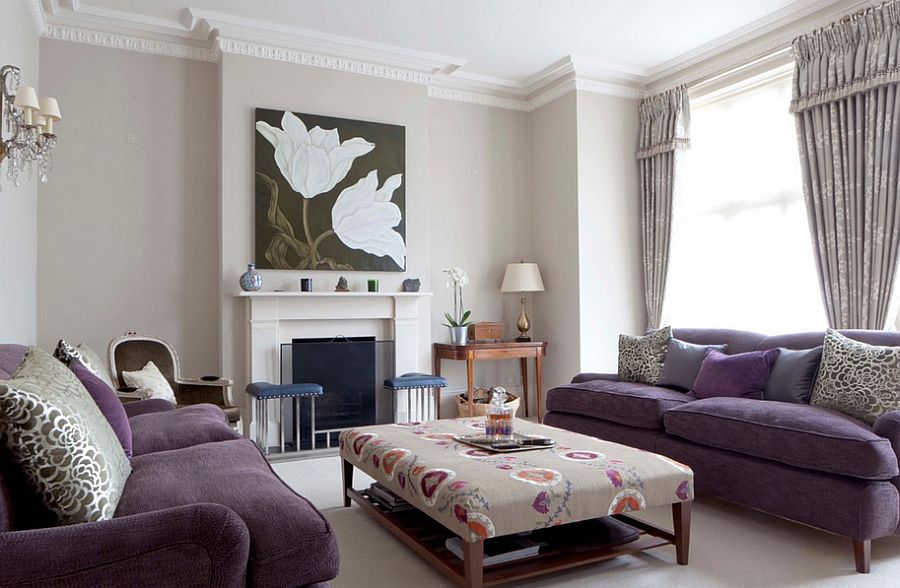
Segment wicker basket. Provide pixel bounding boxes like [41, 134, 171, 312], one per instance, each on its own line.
[456, 387, 521, 418]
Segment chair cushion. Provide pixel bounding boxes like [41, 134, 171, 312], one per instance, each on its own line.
[663, 397, 899, 480]
[129, 404, 241, 456]
[116, 439, 339, 588]
[384, 372, 448, 389]
[123, 361, 177, 403]
[546, 379, 694, 430]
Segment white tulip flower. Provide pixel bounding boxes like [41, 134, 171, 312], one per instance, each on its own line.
[331, 170, 406, 269]
[256, 111, 375, 198]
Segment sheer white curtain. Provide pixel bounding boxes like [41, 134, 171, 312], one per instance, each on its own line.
[664, 71, 827, 334]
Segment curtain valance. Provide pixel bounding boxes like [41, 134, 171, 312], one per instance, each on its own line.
[637, 85, 690, 159]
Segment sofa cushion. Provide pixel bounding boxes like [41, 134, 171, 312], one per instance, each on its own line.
[692, 349, 779, 400]
[0, 347, 132, 524]
[129, 404, 241, 456]
[546, 379, 694, 430]
[663, 397, 899, 480]
[764, 346, 822, 404]
[71, 362, 133, 458]
[53, 340, 116, 389]
[658, 339, 727, 392]
[810, 329, 900, 425]
[617, 325, 671, 385]
[116, 439, 339, 588]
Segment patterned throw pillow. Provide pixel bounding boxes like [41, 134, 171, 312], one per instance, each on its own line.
[617, 326, 672, 385]
[809, 330, 900, 425]
[54, 340, 116, 389]
[122, 361, 177, 403]
[0, 347, 132, 524]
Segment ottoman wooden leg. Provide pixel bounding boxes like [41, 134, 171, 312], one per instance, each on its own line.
[673, 501, 691, 565]
[342, 459, 353, 508]
[463, 539, 484, 588]
[854, 539, 870, 573]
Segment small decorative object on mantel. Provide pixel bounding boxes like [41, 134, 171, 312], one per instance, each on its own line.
[0, 64, 62, 192]
[442, 267, 473, 346]
[501, 262, 545, 342]
[402, 278, 421, 292]
[239, 263, 263, 292]
[335, 276, 349, 292]
[367, 278, 379, 292]
[299, 278, 312, 292]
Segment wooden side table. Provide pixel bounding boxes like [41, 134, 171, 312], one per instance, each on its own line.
[432, 341, 548, 421]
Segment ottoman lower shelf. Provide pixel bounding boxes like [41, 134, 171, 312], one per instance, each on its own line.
[346, 485, 686, 587]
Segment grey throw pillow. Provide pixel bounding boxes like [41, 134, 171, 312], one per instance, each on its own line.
[617, 326, 672, 385]
[0, 347, 132, 524]
[657, 339, 727, 392]
[54, 339, 116, 389]
[809, 330, 900, 425]
[763, 346, 822, 404]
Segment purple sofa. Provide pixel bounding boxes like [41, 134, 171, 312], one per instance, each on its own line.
[0, 345, 339, 587]
[544, 328, 900, 574]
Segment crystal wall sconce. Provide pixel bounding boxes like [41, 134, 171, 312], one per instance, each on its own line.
[0, 65, 61, 192]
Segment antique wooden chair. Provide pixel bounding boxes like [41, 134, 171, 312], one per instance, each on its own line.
[108, 333, 241, 429]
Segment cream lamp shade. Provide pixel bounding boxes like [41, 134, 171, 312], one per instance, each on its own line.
[13, 86, 39, 110]
[38, 97, 61, 133]
[500, 262, 545, 293]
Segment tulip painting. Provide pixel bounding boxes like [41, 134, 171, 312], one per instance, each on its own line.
[254, 108, 406, 271]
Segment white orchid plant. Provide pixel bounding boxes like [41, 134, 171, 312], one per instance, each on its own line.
[255, 111, 407, 270]
[442, 267, 472, 328]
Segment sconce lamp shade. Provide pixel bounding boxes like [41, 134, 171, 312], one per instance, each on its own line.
[39, 97, 61, 121]
[500, 262, 545, 293]
[13, 86, 39, 110]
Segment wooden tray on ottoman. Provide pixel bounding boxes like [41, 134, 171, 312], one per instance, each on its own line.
[340, 418, 693, 588]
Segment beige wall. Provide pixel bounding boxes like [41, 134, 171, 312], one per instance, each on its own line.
[37, 40, 219, 376]
[0, 0, 39, 344]
[427, 99, 533, 406]
[575, 91, 643, 371]
[529, 92, 581, 398]
[219, 54, 433, 413]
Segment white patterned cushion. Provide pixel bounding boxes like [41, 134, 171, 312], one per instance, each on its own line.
[810, 329, 900, 425]
[122, 361, 176, 403]
[0, 347, 132, 524]
[617, 326, 672, 385]
[53, 340, 116, 389]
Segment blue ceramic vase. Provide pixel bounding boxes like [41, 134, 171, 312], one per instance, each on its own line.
[240, 263, 263, 292]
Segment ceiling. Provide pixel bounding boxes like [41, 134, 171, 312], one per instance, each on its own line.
[52, 0, 847, 81]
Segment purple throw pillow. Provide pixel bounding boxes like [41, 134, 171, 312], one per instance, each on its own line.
[692, 348, 780, 400]
[70, 362, 133, 458]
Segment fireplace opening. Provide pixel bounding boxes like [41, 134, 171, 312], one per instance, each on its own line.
[281, 337, 395, 450]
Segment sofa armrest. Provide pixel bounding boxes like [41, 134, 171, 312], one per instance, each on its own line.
[571, 372, 619, 384]
[874, 410, 900, 457]
[175, 377, 235, 407]
[124, 398, 176, 418]
[0, 503, 249, 588]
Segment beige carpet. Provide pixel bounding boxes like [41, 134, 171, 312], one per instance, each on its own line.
[273, 456, 900, 587]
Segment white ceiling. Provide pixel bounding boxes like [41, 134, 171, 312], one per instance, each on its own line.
[68, 0, 833, 81]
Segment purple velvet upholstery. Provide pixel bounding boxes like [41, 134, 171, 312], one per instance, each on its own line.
[123, 398, 177, 418]
[0, 503, 250, 587]
[128, 404, 241, 456]
[664, 398, 899, 480]
[755, 330, 900, 351]
[671, 328, 767, 354]
[657, 435, 900, 540]
[692, 349, 779, 400]
[546, 379, 693, 430]
[71, 362, 133, 457]
[0, 344, 26, 380]
[570, 372, 619, 384]
[543, 412, 661, 451]
[117, 439, 340, 588]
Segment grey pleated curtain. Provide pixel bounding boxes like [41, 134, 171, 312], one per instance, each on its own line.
[637, 86, 690, 329]
[791, 1, 900, 329]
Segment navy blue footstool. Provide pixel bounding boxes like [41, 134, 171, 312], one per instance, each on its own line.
[246, 382, 323, 454]
[384, 372, 447, 422]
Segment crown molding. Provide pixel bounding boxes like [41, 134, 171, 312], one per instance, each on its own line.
[32, 0, 875, 111]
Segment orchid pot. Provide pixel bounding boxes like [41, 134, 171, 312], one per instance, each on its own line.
[442, 267, 472, 346]
[449, 326, 469, 346]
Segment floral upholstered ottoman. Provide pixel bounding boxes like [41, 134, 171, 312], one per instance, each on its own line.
[340, 417, 693, 588]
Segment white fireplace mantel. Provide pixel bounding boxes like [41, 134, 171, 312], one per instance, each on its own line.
[235, 290, 433, 440]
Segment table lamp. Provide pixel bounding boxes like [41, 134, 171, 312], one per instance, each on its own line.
[500, 262, 545, 342]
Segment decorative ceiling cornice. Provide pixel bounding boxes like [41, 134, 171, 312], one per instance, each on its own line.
[33, 0, 877, 110]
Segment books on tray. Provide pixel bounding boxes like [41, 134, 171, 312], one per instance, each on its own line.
[445, 535, 542, 566]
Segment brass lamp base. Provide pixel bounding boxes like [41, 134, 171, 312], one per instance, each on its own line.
[515, 295, 531, 342]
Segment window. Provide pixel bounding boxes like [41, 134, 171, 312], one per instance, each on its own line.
[664, 70, 827, 333]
